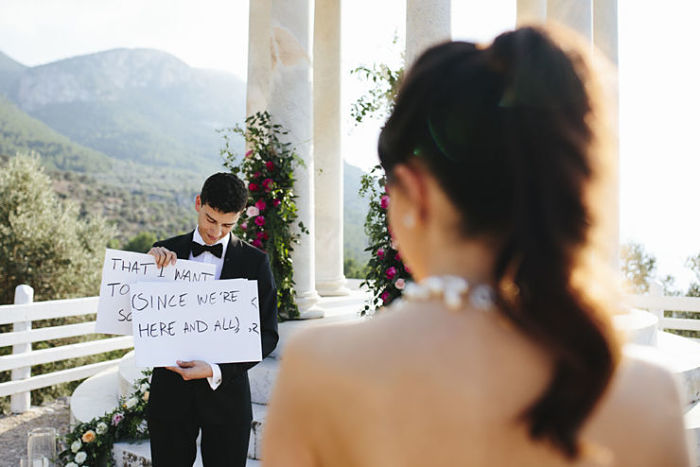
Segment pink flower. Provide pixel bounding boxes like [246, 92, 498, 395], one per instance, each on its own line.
[377, 248, 385, 259]
[272, 199, 281, 208]
[386, 266, 397, 280]
[246, 206, 260, 218]
[381, 290, 390, 303]
[266, 161, 275, 171]
[240, 222, 247, 231]
[254, 215, 266, 227]
[249, 183, 259, 192]
[262, 178, 274, 192]
[253, 171, 261, 179]
[395, 278, 406, 290]
[380, 195, 390, 209]
[111, 413, 124, 426]
[252, 239, 263, 248]
[245, 150, 253, 158]
[395, 251, 401, 261]
[256, 231, 265, 239]
[255, 199, 267, 211]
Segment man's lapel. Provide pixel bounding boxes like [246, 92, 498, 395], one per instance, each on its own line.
[220, 235, 242, 279]
[174, 231, 195, 260]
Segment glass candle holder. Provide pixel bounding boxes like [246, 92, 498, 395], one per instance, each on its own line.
[26, 427, 56, 467]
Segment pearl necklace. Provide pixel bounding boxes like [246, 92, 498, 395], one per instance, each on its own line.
[398, 275, 495, 311]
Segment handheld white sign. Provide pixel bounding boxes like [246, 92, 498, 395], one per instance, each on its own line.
[130, 279, 262, 367]
[96, 248, 216, 335]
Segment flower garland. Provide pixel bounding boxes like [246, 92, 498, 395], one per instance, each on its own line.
[59, 369, 152, 466]
[220, 111, 306, 320]
[359, 165, 412, 314]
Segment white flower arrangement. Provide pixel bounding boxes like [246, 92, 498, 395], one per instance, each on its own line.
[60, 369, 153, 466]
[124, 396, 139, 409]
[74, 451, 87, 464]
[95, 421, 108, 435]
[137, 419, 148, 434]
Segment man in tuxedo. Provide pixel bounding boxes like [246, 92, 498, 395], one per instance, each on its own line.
[146, 172, 279, 467]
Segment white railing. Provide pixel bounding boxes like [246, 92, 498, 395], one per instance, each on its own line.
[0, 285, 133, 413]
[630, 282, 700, 335]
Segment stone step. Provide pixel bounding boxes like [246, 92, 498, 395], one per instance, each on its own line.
[657, 331, 700, 406]
[684, 401, 700, 466]
[249, 357, 278, 404]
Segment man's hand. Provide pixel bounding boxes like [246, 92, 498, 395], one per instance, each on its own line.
[166, 360, 213, 381]
[148, 246, 177, 268]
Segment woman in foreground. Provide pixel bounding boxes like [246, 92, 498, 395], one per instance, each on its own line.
[262, 27, 692, 466]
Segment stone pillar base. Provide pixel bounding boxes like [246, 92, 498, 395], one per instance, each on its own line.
[295, 291, 325, 319]
[316, 278, 351, 297]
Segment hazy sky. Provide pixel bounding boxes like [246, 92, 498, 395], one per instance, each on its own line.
[1, 0, 699, 288]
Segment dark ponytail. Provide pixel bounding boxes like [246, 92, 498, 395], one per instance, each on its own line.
[379, 27, 619, 458]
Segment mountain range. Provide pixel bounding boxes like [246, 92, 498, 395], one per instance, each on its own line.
[0, 48, 368, 262]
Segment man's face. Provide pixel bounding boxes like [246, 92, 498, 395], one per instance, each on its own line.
[195, 195, 240, 245]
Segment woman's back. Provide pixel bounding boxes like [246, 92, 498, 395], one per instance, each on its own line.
[261, 26, 692, 466]
[264, 301, 691, 466]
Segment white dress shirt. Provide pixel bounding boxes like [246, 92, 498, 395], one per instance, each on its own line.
[189, 227, 230, 390]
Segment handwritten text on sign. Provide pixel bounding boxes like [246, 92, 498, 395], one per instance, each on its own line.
[130, 279, 262, 367]
[96, 249, 216, 335]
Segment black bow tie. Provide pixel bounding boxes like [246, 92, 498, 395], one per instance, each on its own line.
[191, 241, 223, 258]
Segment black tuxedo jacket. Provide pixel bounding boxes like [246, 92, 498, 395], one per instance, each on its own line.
[146, 231, 279, 425]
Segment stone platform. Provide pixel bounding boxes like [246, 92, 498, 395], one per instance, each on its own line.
[71, 282, 700, 465]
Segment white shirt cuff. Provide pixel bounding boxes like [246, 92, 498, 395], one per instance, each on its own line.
[206, 362, 222, 390]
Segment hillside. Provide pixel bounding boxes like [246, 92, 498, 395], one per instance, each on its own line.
[3, 48, 246, 171]
[0, 51, 25, 95]
[0, 47, 370, 269]
[0, 95, 112, 172]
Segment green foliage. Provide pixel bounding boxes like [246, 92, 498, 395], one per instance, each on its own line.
[620, 242, 657, 293]
[49, 168, 198, 246]
[344, 256, 369, 279]
[220, 111, 306, 320]
[0, 154, 118, 413]
[359, 166, 411, 314]
[350, 64, 403, 124]
[349, 35, 404, 124]
[59, 369, 152, 467]
[0, 154, 113, 304]
[123, 231, 158, 253]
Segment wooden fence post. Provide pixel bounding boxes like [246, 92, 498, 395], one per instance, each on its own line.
[11, 284, 33, 413]
[649, 280, 664, 330]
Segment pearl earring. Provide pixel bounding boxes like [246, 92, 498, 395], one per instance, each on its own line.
[403, 213, 416, 228]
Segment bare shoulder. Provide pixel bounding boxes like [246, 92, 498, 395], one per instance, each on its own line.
[582, 345, 693, 466]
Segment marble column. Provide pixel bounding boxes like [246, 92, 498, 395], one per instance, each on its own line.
[516, 0, 547, 26]
[593, 0, 618, 65]
[314, 0, 350, 296]
[547, 0, 592, 42]
[594, 0, 620, 266]
[246, 0, 323, 318]
[246, 0, 272, 117]
[405, 0, 451, 69]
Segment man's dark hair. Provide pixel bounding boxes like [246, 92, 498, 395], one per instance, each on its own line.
[200, 172, 247, 213]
